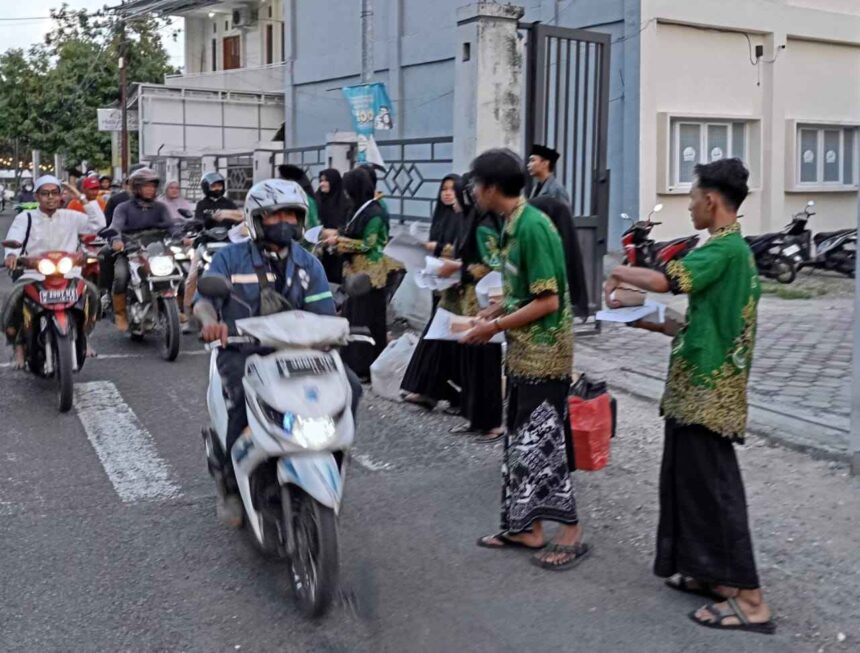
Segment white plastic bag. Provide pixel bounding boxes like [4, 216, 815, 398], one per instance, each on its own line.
[370, 332, 419, 400]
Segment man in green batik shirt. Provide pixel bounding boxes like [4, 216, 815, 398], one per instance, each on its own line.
[604, 158, 775, 635]
[465, 149, 589, 573]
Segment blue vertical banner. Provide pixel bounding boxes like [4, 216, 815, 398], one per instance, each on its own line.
[342, 82, 394, 163]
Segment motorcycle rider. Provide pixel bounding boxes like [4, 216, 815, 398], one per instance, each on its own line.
[108, 167, 181, 332]
[68, 176, 107, 213]
[14, 180, 35, 205]
[194, 178, 362, 526]
[2, 175, 104, 368]
[104, 163, 146, 226]
[194, 172, 238, 227]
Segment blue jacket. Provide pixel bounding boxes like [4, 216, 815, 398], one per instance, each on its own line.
[196, 240, 335, 328]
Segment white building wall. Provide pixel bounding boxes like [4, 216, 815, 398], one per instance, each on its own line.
[639, 0, 860, 241]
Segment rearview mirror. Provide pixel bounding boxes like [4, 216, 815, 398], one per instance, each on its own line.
[197, 274, 233, 299]
[2, 240, 22, 249]
[98, 227, 118, 239]
[178, 208, 193, 219]
[343, 272, 372, 298]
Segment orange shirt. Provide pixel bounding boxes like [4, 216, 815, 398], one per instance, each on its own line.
[67, 197, 106, 213]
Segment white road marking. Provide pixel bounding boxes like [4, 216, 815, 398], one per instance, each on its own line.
[352, 453, 393, 472]
[74, 381, 182, 502]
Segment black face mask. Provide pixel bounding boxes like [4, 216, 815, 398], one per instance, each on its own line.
[209, 187, 224, 199]
[262, 221, 300, 247]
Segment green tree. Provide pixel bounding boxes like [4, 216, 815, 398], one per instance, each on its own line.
[0, 2, 178, 171]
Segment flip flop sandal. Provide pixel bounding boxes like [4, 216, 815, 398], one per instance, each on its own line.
[476, 532, 545, 551]
[688, 597, 776, 635]
[665, 575, 725, 602]
[531, 542, 592, 571]
[475, 430, 505, 443]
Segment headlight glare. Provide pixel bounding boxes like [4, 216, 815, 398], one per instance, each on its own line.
[37, 259, 57, 275]
[56, 257, 74, 274]
[149, 255, 174, 277]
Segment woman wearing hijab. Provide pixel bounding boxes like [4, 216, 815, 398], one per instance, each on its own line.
[315, 168, 351, 283]
[529, 196, 590, 320]
[401, 174, 466, 410]
[278, 164, 320, 228]
[323, 167, 392, 379]
[451, 178, 506, 439]
[159, 180, 193, 222]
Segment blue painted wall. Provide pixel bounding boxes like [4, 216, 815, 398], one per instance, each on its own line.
[284, 0, 641, 248]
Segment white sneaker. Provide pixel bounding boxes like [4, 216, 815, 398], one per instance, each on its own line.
[216, 494, 244, 528]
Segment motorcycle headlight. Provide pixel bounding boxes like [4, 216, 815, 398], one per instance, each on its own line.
[258, 399, 337, 450]
[149, 255, 174, 277]
[56, 257, 74, 275]
[37, 259, 57, 275]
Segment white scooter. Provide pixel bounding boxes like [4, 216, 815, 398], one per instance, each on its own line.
[198, 274, 370, 618]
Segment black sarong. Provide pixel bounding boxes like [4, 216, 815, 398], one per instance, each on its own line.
[654, 419, 760, 589]
[460, 342, 503, 431]
[501, 378, 577, 534]
[400, 297, 461, 406]
[342, 286, 387, 379]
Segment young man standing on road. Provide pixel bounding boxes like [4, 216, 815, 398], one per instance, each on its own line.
[604, 158, 775, 635]
[527, 144, 571, 206]
[464, 149, 589, 571]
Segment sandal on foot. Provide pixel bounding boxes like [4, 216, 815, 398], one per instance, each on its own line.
[403, 393, 437, 410]
[477, 532, 545, 550]
[531, 542, 591, 571]
[665, 575, 725, 601]
[475, 429, 505, 443]
[688, 597, 776, 635]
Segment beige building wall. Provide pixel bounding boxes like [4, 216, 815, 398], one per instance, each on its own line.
[639, 0, 860, 242]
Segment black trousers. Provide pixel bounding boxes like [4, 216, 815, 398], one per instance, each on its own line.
[216, 346, 363, 459]
[654, 420, 760, 589]
[112, 255, 130, 294]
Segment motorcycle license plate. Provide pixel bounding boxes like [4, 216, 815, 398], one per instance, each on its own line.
[783, 244, 801, 256]
[276, 355, 337, 378]
[39, 288, 78, 304]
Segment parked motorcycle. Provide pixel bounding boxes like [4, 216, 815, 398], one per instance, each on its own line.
[620, 203, 700, 268]
[104, 228, 185, 361]
[198, 274, 372, 618]
[744, 230, 798, 285]
[2, 240, 91, 412]
[805, 227, 857, 278]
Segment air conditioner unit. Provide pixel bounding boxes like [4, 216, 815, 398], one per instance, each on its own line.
[232, 8, 259, 29]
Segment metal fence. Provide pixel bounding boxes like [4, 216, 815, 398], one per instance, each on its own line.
[375, 137, 454, 222]
[282, 144, 328, 183]
[218, 154, 254, 202]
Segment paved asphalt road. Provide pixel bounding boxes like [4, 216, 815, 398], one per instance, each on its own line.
[0, 208, 848, 652]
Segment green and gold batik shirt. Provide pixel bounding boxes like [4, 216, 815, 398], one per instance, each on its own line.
[662, 222, 761, 440]
[500, 200, 573, 381]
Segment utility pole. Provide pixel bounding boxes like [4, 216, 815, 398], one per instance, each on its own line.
[361, 0, 373, 83]
[119, 16, 129, 178]
[852, 189, 860, 475]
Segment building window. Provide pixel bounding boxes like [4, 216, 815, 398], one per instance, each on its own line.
[212, 23, 217, 34]
[281, 23, 286, 62]
[266, 24, 274, 64]
[797, 125, 857, 186]
[671, 119, 747, 187]
[268, 5, 273, 19]
[211, 38, 217, 71]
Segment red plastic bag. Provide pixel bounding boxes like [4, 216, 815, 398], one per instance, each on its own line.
[568, 393, 612, 471]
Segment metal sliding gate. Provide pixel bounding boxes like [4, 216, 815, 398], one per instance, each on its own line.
[524, 24, 611, 322]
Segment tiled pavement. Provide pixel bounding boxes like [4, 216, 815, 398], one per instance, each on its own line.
[577, 294, 854, 452]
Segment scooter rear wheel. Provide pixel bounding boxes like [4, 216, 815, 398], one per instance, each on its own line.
[773, 256, 797, 284]
[284, 487, 338, 618]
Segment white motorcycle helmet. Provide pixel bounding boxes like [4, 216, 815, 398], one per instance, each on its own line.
[243, 178, 309, 242]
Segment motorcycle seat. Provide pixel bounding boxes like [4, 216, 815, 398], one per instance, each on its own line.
[654, 236, 696, 249]
[815, 229, 855, 243]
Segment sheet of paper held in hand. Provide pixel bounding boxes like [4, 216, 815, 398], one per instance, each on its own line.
[384, 232, 429, 272]
[595, 300, 667, 324]
[424, 307, 505, 344]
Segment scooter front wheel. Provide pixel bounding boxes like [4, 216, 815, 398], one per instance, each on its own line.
[284, 486, 338, 618]
[773, 256, 797, 284]
[51, 327, 75, 413]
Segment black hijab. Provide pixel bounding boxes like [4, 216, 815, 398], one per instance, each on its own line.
[429, 174, 464, 257]
[529, 196, 590, 318]
[278, 164, 315, 199]
[342, 167, 386, 239]
[316, 168, 350, 229]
